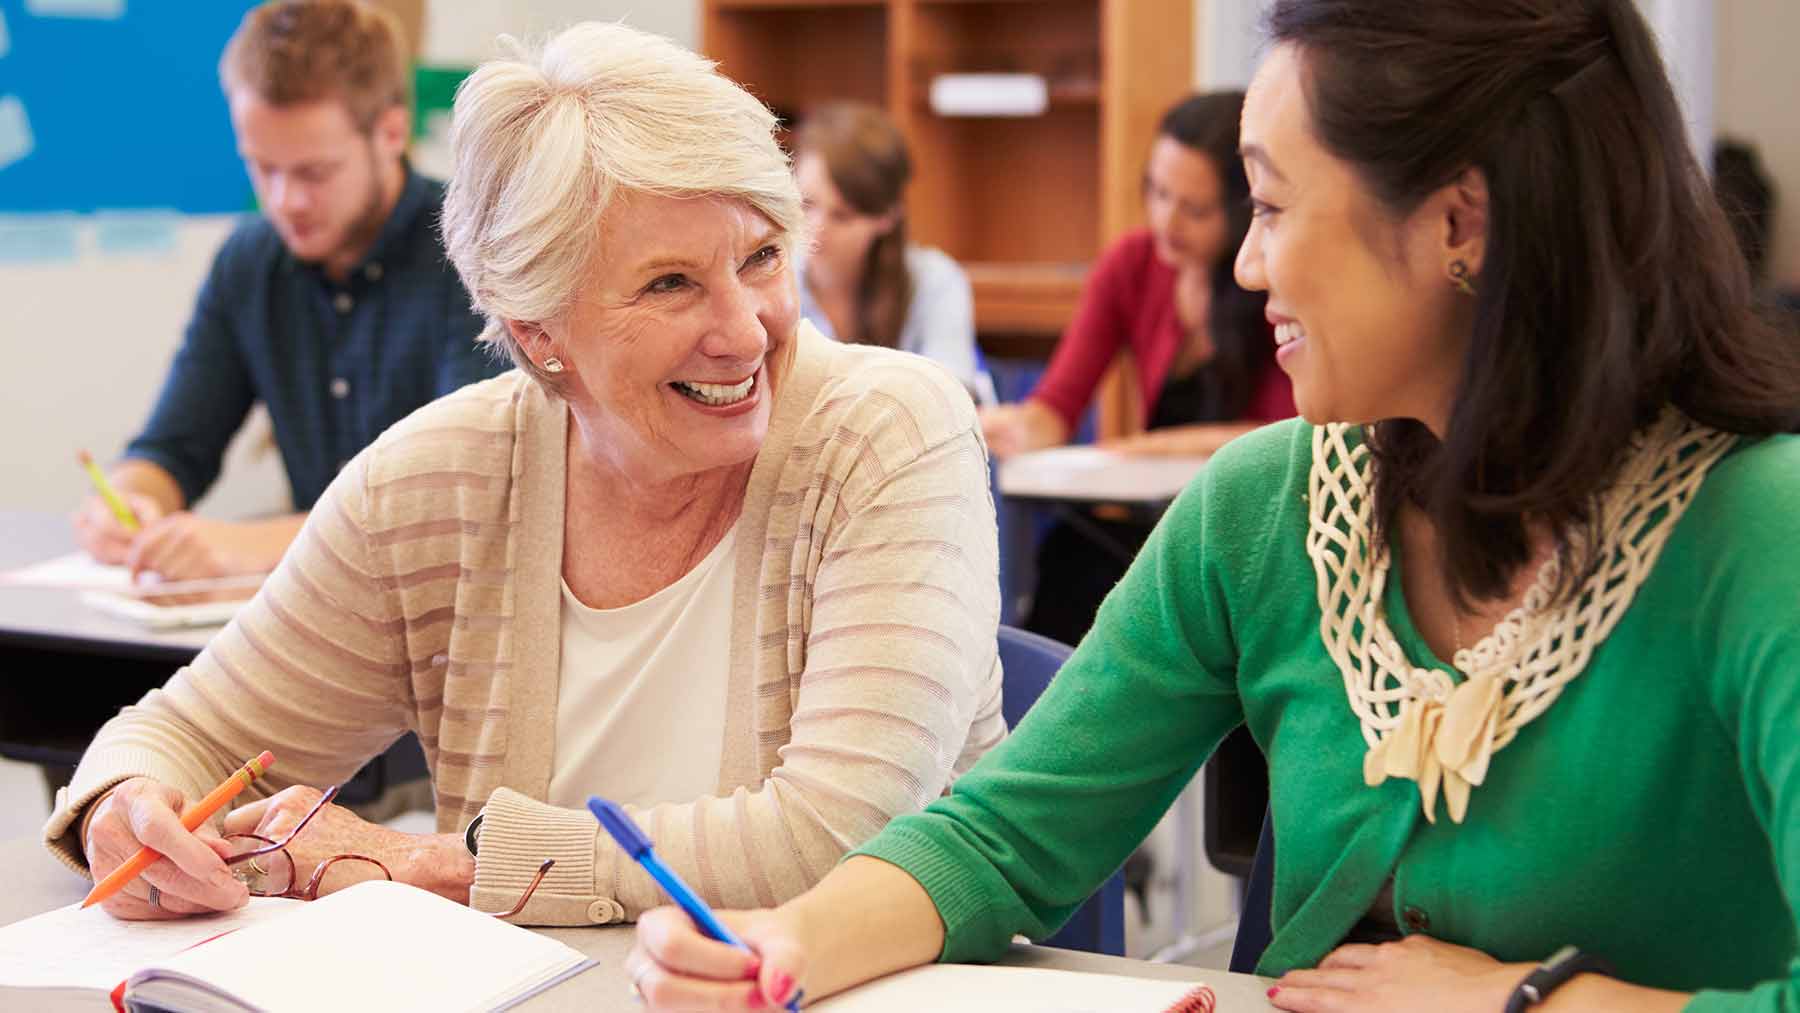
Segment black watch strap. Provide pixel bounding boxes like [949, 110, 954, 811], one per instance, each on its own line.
[464, 812, 485, 857]
[1502, 946, 1614, 1013]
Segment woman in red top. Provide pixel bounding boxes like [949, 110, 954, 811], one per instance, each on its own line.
[985, 92, 1295, 646]
[980, 92, 1294, 460]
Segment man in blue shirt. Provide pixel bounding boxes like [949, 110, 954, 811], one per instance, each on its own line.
[73, 0, 503, 580]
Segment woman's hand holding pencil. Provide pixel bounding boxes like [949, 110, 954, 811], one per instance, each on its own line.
[80, 752, 275, 921]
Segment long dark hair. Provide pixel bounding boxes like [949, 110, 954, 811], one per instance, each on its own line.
[1156, 92, 1272, 421]
[796, 102, 914, 350]
[1268, 0, 1800, 606]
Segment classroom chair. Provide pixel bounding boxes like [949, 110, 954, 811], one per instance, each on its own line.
[1227, 809, 1276, 974]
[1201, 728, 1270, 884]
[996, 624, 1127, 956]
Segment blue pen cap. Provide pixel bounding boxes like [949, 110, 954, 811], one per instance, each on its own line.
[588, 797, 652, 859]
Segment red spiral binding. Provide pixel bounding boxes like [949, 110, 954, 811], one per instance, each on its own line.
[1161, 984, 1217, 1013]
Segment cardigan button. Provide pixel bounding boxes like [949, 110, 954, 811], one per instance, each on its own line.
[1402, 905, 1431, 932]
[588, 899, 624, 924]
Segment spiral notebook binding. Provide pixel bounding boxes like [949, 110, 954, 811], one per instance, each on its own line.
[1160, 984, 1217, 1013]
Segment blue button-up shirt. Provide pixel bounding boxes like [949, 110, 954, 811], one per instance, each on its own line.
[125, 168, 506, 510]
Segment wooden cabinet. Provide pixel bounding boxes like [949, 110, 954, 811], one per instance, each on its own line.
[702, 0, 1194, 347]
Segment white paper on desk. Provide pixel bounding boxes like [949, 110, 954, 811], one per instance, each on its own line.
[0, 551, 134, 590]
[1007, 446, 1123, 473]
[810, 964, 1214, 1012]
[0, 897, 300, 992]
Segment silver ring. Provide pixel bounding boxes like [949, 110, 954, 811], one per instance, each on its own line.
[146, 884, 162, 910]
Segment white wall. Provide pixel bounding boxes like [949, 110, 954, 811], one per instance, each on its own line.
[1639, 0, 1716, 174]
[1195, 0, 1268, 91]
[418, 1, 696, 65]
[1717, 0, 1800, 286]
[0, 218, 291, 518]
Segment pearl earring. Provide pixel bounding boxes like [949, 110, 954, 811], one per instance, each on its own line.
[542, 357, 565, 375]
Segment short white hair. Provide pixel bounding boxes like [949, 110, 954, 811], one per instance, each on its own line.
[441, 22, 803, 389]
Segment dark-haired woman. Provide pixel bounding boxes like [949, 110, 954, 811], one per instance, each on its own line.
[630, 3, 1800, 1011]
[980, 91, 1293, 461]
[990, 91, 1296, 646]
[794, 101, 994, 403]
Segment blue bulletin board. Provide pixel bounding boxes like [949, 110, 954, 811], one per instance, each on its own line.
[0, 0, 258, 214]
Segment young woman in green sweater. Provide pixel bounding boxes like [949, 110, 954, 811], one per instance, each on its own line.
[628, 2, 1800, 1011]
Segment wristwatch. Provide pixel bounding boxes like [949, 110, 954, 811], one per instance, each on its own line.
[1502, 945, 1614, 1013]
[464, 812, 485, 857]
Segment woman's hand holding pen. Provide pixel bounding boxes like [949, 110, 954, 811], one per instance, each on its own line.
[82, 777, 248, 920]
[629, 906, 808, 1011]
[629, 855, 944, 1010]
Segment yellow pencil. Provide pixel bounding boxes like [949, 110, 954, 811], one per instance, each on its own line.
[77, 450, 140, 533]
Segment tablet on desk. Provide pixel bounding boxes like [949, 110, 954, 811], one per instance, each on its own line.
[78, 590, 247, 630]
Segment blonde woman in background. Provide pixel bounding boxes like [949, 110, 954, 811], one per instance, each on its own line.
[794, 102, 995, 404]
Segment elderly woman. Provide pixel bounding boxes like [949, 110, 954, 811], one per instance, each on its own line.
[44, 22, 1005, 927]
[634, 1, 1800, 1011]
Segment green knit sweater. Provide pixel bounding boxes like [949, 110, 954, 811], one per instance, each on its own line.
[854, 419, 1798, 1011]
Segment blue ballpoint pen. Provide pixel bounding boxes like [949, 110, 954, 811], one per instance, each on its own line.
[589, 796, 802, 1011]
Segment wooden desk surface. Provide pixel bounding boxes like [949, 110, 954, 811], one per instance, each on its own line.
[997, 446, 1208, 507]
[0, 836, 1276, 1011]
[0, 510, 214, 661]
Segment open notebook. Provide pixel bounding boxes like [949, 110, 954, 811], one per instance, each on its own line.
[811, 964, 1224, 1013]
[0, 880, 594, 1012]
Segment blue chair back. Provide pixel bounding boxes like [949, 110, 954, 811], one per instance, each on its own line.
[1228, 808, 1275, 973]
[995, 625, 1127, 956]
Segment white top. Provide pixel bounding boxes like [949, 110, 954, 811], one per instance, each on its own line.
[546, 526, 737, 810]
[798, 245, 997, 404]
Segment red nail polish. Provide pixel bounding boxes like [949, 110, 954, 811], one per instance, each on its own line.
[1267, 985, 1281, 998]
[743, 958, 762, 980]
[747, 986, 768, 1009]
[768, 973, 794, 1005]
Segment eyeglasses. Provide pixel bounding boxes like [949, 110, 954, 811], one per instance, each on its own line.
[224, 784, 555, 917]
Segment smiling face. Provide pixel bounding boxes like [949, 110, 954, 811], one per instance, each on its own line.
[528, 193, 799, 484]
[1234, 45, 1481, 434]
[230, 94, 406, 273]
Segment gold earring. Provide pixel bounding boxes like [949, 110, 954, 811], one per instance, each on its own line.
[1448, 260, 1477, 297]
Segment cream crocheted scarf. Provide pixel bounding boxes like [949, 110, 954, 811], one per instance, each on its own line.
[1305, 410, 1736, 824]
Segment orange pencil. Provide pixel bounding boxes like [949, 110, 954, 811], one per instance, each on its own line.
[81, 750, 276, 910]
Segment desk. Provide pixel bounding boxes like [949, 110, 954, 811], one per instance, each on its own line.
[0, 511, 210, 780]
[0, 835, 1277, 1011]
[995, 447, 1207, 623]
[0, 511, 215, 662]
[0, 510, 425, 810]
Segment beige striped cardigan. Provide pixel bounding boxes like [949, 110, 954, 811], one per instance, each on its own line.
[44, 323, 1008, 925]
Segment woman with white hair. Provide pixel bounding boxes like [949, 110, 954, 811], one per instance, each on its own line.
[45, 22, 1006, 927]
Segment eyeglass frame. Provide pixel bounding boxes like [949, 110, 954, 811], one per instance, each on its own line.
[222, 783, 557, 917]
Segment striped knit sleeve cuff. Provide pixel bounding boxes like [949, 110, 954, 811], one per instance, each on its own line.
[470, 787, 623, 926]
[846, 820, 1020, 965]
[41, 745, 213, 879]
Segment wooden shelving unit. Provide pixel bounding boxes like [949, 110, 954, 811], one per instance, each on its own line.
[702, 0, 1194, 350]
